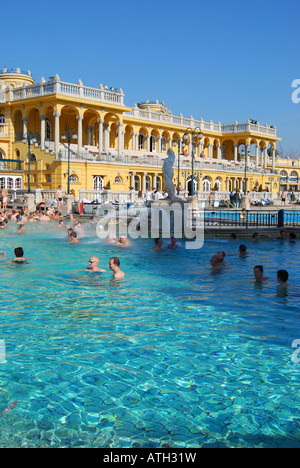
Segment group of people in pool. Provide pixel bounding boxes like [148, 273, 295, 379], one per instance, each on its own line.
[0, 204, 297, 288]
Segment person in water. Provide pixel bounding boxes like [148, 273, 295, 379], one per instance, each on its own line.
[85, 256, 106, 272]
[253, 265, 268, 283]
[108, 257, 125, 280]
[12, 247, 28, 263]
[210, 251, 226, 269]
[277, 270, 289, 292]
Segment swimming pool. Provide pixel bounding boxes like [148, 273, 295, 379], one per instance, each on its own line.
[0, 222, 300, 448]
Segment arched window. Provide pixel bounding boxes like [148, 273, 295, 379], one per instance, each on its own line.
[93, 176, 103, 190]
[29, 153, 36, 162]
[156, 177, 161, 190]
[45, 118, 52, 140]
[0, 114, 5, 124]
[150, 135, 156, 152]
[214, 178, 222, 192]
[290, 171, 299, 182]
[161, 136, 167, 152]
[202, 177, 211, 192]
[139, 133, 145, 150]
[69, 174, 78, 183]
[15, 177, 22, 189]
[134, 175, 140, 191]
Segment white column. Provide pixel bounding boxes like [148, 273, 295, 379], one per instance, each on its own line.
[53, 112, 61, 154]
[76, 115, 83, 154]
[272, 147, 276, 171]
[208, 144, 213, 159]
[22, 116, 28, 138]
[158, 135, 161, 153]
[142, 172, 147, 191]
[118, 122, 123, 156]
[98, 119, 103, 154]
[153, 173, 157, 189]
[255, 145, 259, 169]
[234, 144, 238, 164]
[146, 134, 150, 152]
[263, 147, 267, 168]
[103, 124, 110, 152]
[217, 145, 221, 160]
[40, 114, 46, 151]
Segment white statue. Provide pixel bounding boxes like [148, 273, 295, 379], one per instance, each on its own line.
[162, 148, 182, 202]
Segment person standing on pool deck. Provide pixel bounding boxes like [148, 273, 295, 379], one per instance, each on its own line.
[56, 185, 63, 209]
[108, 257, 125, 280]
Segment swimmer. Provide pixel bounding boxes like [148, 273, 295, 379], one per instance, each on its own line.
[230, 233, 237, 241]
[69, 231, 79, 243]
[277, 270, 289, 293]
[253, 265, 268, 283]
[239, 244, 248, 257]
[105, 233, 117, 243]
[289, 232, 296, 243]
[108, 257, 125, 280]
[278, 230, 287, 240]
[17, 224, 25, 234]
[85, 256, 106, 272]
[251, 232, 259, 242]
[58, 220, 64, 228]
[116, 235, 130, 247]
[166, 236, 182, 249]
[210, 251, 226, 270]
[152, 238, 163, 252]
[12, 247, 28, 263]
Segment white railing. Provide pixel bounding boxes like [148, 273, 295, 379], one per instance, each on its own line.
[8, 78, 125, 106]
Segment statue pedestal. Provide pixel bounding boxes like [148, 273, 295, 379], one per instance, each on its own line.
[61, 195, 75, 216]
[24, 193, 35, 213]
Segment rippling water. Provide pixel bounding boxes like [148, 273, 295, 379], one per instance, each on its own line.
[0, 221, 300, 447]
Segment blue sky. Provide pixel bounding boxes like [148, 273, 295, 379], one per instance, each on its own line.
[2, 0, 300, 154]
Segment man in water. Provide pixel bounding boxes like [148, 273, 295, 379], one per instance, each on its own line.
[277, 270, 289, 292]
[12, 247, 28, 263]
[116, 235, 130, 247]
[85, 256, 106, 272]
[108, 257, 125, 280]
[210, 251, 225, 270]
[152, 238, 163, 252]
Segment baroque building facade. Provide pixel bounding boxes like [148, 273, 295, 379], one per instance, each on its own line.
[1, 66, 297, 198]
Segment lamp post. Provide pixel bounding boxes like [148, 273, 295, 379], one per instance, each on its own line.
[172, 136, 185, 195]
[22, 132, 37, 193]
[183, 127, 203, 196]
[61, 124, 78, 195]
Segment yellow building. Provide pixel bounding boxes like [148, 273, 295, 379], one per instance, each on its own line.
[0, 66, 286, 198]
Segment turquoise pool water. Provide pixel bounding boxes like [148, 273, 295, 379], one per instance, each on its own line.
[0, 221, 300, 448]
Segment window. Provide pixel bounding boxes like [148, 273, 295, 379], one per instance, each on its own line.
[46, 175, 51, 183]
[0, 177, 5, 189]
[161, 136, 167, 152]
[202, 177, 212, 192]
[69, 174, 78, 183]
[150, 135, 156, 152]
[0, 114, 5, 124]
[146, 176, 151, 190]
[139, 133, 145, 150]
[156, 177, 161, 190]
[15, 177, 22, 189]
[29, 154, 36, 162]
[114, 176, 122, 184]
[93, 176, 103, 190]
[45, 118, 52, 140]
